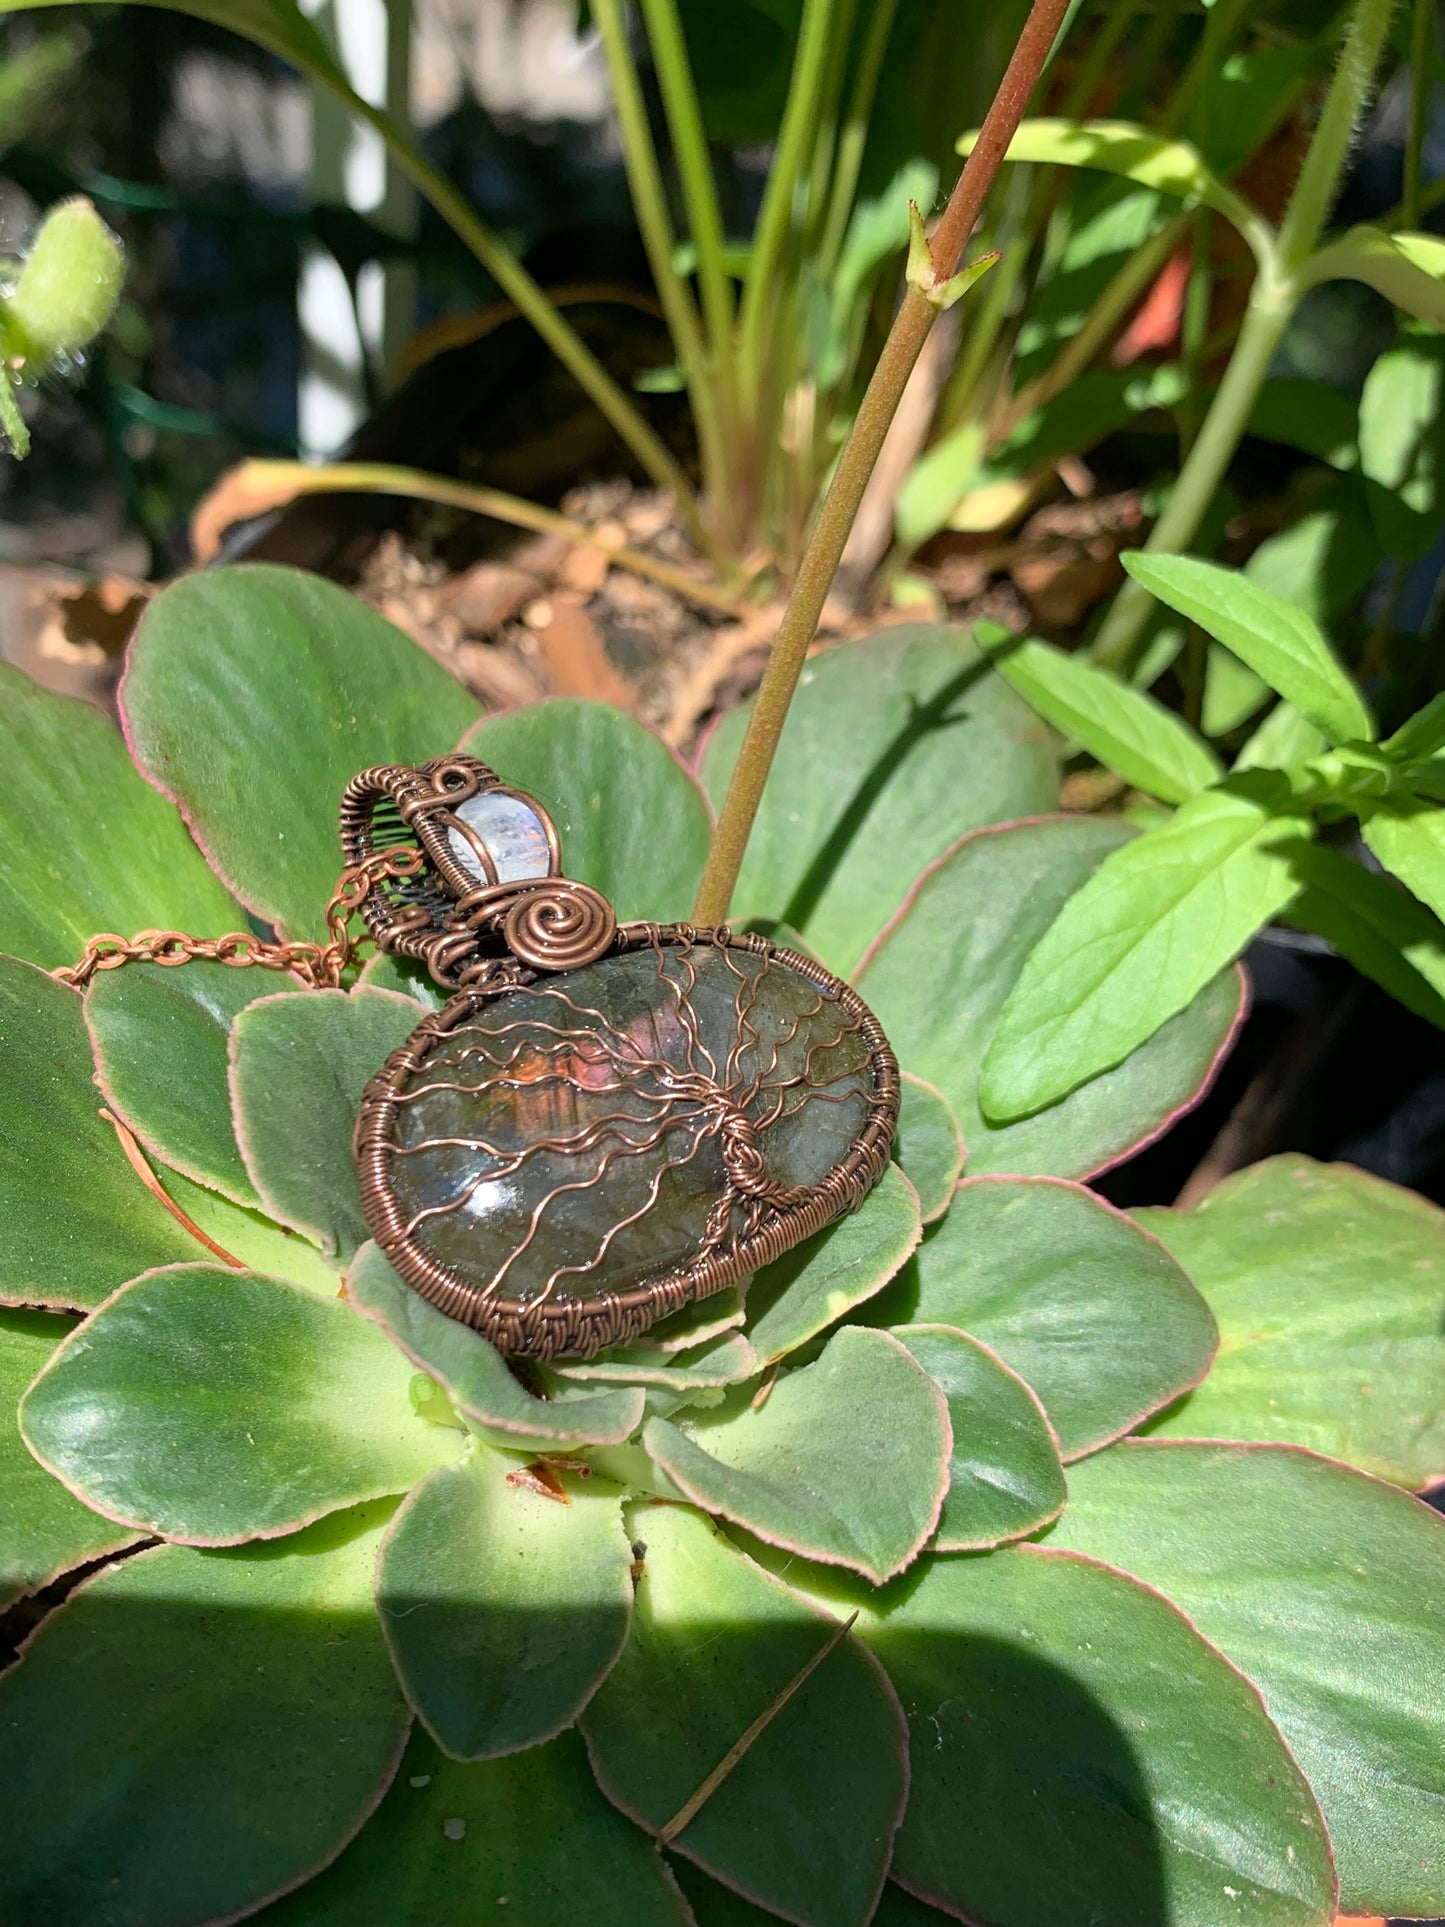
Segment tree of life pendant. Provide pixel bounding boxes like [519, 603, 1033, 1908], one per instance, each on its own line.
[341, 755, 899, 1361]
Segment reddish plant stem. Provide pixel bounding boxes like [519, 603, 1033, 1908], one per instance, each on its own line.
[693, 0, 1073, 925]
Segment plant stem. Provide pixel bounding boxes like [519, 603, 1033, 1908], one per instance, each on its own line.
[205, 460, 745, 616]
[736, 0, 838, 412]
[345, 98, 721, 565]
[591, 0, 731, 528]
[1090, 0, 1400, 671]
[1404, 0, 1433, 227]
[694, 0, 1075, 925]
[815, 0, 901, 280]
[639, 0, 740, 421]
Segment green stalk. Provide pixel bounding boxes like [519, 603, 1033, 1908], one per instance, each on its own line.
[1090, 0, 1400, 671]
[1404, 0, 1433, 228]
[695, 0, 1075, 925]
[815, 0, 899, 280]
[590, 0, 731, 527]
[639, 0, 739, 416]
[736, 0, 838, 412]
[345, 97, 721, 566]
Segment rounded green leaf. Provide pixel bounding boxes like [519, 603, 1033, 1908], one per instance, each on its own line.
[0, 954, 200, 1310]
[584, 1502, 907, 1927]
[644, 1326, 949, 1583]
[744, 1161, 922, 1365]
[120, 564, 481, 940]
[0, 1309, 140, 1607]
[893, 1176, 1217, 1458]
[230, 985, 420, 1257]
[0, 1503, 409, 1927]
[258, 1724, 691, 1927]
[893, 1073, 964, 1223]
[855, 817, 1243, 1178]
[87, 960, 275, 1206]
[553, 1329, 757, 1390]
[347, 1242, 644, 1447]
[0, 663, 239, 973]
[1136, 1154, 1445, 1485]
[1055, 1439, 1445, 1917]
[20, 1263, 460, 1543]
[869, 1541, 1335, 1927]
[461, 699, 712, 923]
[376, 1444, 632, 1760]
[699, 625, 1057, 976]
[893, 1324, 1066, 1549]
[159, 1166, 341, 1295]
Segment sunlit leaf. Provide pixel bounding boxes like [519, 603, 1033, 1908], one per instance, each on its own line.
[20, 1264, 459, 1542]
[376, 1445, 631, 1759]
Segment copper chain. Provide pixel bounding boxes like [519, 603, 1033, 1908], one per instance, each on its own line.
[55, 848, 427, 993]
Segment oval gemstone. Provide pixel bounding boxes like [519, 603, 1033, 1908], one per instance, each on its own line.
[446, 790, 553, 885]
[383, 941, 877, 1308]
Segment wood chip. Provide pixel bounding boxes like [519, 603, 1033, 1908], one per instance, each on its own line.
[532, 593, 634, 706]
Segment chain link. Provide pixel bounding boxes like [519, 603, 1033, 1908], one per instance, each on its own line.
[56, 848, 427, 993]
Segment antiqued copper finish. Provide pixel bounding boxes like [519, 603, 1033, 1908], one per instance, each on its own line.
[354, 922, 899, 1361]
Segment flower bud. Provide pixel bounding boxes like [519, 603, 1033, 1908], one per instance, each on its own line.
[6, 196, 124, 367]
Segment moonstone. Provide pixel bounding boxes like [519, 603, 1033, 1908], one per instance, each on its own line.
[445, 790, 553, 885]
[384, 943, 876, 1307]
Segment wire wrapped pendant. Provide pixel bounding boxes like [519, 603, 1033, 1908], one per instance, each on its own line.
[343, 756, 899, 1360]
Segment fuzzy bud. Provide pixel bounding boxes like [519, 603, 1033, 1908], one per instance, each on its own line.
[6, 196, 124, 367]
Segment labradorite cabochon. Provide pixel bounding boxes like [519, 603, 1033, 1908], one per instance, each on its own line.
[383, 943, 878, 1308]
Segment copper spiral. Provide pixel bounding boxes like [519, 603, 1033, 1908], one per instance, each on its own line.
[502, 880, 616, 971]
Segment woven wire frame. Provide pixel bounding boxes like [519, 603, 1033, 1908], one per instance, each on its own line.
[354, 925, 901, 1361]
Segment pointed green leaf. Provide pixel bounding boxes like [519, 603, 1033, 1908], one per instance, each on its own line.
[584, 1503, 907, 1927]
[981, 783, 1310, 1119]
[868, 1541, 1335, 1927]
[0, 1309, 141, 1607]
[20, 1264, 460, 1542]
[1135, 1155, 1445, 1484]
[260, 1724, 691, 1927]
[347, 1242, 644, 1447]
[0, 664, 239, 973]
[893, 1176, 1216, 1458]
[1305, 223, 1445, 325]
[893, 1074, 965, 1223]
[0, 1503, 409, 1927]
[1284, 841, 1445, 1030]
[993, 635, 1222, 802]
[0, 954, 200, 1310]
[120, 565, 480, 940]
[461, 699, 712, 923]
[86, 959, 275, 1206]
[1121, 552, 1374, 744]
[1235, 699, 1328, 772]
[1358, 332, 1445, 562]
[1362, 795, 1445, 925]
[644, 1326, 949, 1583]
[230, 985, 419, 1257]
[893, 1324, 1064, 1548]
[961, 119, 1254, 230]
[699, 625, 1057, 976]
[857, 818, 1243, 1177]
[0, 0, 348, 85]
[1384, 688, 1445, 764]
[1056, 1439, 1445, 1917]
[377, 1445, 630, 1760]
[744, 1162, 922, 1366]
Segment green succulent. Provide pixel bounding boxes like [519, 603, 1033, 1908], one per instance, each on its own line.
[1, 563, 1443, 1927]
